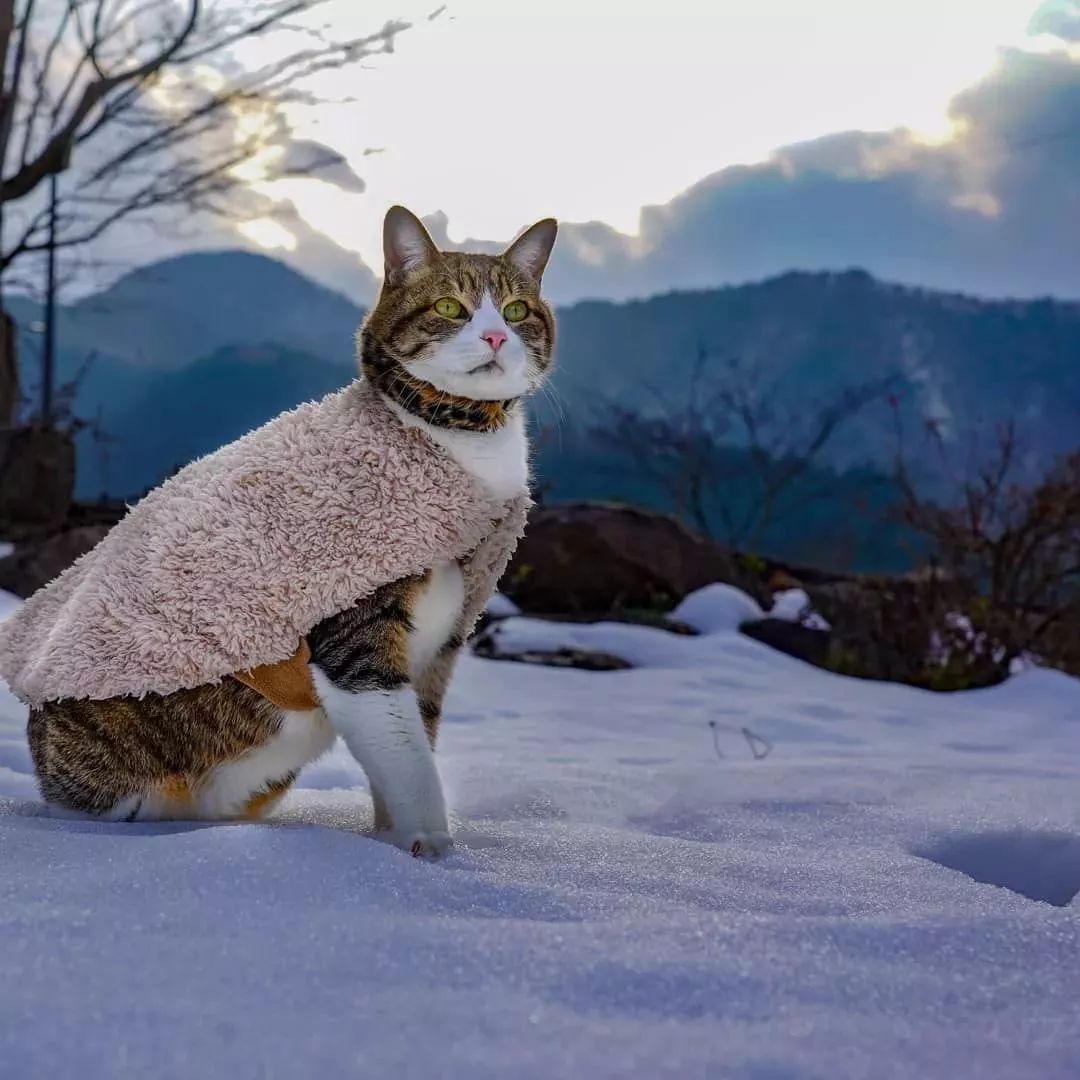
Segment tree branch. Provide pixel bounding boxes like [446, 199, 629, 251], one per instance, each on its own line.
[0, 0, 34, 171]
[2, 0, 200, 202]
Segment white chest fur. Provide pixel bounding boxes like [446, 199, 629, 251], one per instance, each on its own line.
[408, 560, 465, 677]
[387, 396, 527, 678]
[388, 401, 529, 501]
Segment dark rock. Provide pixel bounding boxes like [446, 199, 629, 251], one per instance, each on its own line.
[480, 645, 632, 672]
[0, 525, 110, 598]
[740, 618, 831, 668]
[0, 426, 76, 539]
[502, 501, 766, 616]
[67, 499, 127, 530]
[472, 630, 633, 671]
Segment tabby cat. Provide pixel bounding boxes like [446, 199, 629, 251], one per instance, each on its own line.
[26, 206, 557, 857]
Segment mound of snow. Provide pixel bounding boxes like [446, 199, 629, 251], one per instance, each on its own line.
[484, 592, 521, 618]
[769, 586, 831, 629]
[671, 581, 763, 633]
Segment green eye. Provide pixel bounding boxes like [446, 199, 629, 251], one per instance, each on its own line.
[434, 297, 464, 319]
[503, 300, 528, 323]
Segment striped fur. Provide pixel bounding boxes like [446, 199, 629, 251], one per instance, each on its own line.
[28, 680, 286, 818]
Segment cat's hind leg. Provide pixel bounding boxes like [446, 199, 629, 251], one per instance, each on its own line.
[28, 684, 332, 823]
[99, 776, 196, 821]
[189, 708, 336, 820]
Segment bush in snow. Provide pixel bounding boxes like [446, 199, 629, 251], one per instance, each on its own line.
[814, 434, 1080, 690]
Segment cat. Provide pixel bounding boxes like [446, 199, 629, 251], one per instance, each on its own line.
[26, 206, 557, 857]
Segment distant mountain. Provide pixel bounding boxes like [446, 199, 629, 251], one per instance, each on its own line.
[532, 271, 1080, 568]
[544, 269, 1080, 478]
[10, 249, 363, 373]
[89, 344, 355, 497]
[11, 254, 1080, 569]
[8, 251, 364, 497]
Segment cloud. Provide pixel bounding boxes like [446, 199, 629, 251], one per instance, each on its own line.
[253, 201, 378, 305]
[1030, 1, 1080, 40]
[273, 139, 367, 193]
[82, 39, 1080, 311]
[529, 42, 1080, 304]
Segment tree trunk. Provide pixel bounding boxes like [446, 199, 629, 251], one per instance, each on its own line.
[0, 306, 17, 424]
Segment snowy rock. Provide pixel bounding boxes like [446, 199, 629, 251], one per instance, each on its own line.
[769, 586, 831, 629]
[671, 582, 764, 634]
[770, 586, 810, 621]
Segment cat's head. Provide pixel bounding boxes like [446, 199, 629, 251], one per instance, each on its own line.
[360, 206, 557, 421]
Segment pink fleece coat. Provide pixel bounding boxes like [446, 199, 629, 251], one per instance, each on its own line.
[0, 379, 529, 706]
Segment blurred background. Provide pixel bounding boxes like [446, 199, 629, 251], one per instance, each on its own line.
[0, 0, 1078, 686]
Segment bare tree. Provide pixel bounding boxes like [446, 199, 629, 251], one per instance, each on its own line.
[811, 413, 1080, 692]
[0, 0, 410, 417]
[594, 347, 893, 548]
[894, 420, 1080, 676]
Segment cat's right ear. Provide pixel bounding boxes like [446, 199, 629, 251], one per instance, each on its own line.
[383, 206, 439, 286]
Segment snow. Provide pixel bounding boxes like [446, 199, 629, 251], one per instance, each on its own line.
[479, 614, 703, 669]
[2, 585, 1080, 1078]
[0, 588, 20, 621]
[766, 586, 808, 622]
[672, 581, 763, 632]
[484, 591, 521, 618]
[769, 586, 831, 630]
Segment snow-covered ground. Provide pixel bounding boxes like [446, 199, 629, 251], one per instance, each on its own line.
[1, 584, 1079, 1079]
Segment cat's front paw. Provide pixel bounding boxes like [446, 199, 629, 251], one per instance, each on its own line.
[392, 829, 454, 859]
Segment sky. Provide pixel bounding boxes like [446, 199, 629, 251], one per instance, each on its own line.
[237, 0, 1040, 272]
[25, 0, 1076, 306]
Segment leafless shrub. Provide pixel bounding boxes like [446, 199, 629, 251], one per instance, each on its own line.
[814, 415, 1080, 689]
[593, 346, 893, 548]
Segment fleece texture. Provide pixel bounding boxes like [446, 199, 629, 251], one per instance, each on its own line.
[0, 379, 529, 706]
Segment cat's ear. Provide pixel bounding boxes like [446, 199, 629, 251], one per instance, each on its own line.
[383, 205, 439, 285]
[503, 218, 558, 283]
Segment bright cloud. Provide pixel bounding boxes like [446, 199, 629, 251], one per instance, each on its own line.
[248, 0, 1036, 269]
[237, 218, 298, 251]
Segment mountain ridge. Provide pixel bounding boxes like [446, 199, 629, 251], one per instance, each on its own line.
[10, 254, 1078, 555]
[11, 249, 364, 374]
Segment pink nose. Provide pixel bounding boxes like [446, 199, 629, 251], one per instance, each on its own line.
[480, 329, 507, 352]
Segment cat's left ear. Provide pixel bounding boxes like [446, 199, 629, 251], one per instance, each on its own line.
[503, 218, 558, 283]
